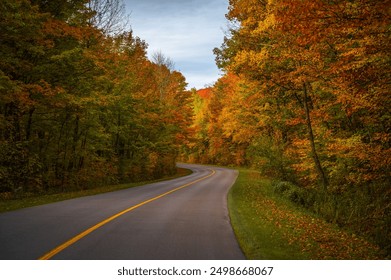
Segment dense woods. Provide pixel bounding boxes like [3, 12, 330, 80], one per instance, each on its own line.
[1, 0, 390, 257]
[183, 0, 390, 255]
[0, 0, 191, 195]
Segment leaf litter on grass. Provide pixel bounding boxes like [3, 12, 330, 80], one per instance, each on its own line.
[245, 172, 382, 259]
[262, 196, 380, 259]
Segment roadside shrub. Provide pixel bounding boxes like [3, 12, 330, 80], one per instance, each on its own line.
[0, 141, 43, 196]
[273, 179, 390, 258]
[273, 181, 311, 207]
[274, 181, 295, 195]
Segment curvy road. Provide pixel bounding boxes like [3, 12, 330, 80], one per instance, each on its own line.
[0, 164, 244, 260]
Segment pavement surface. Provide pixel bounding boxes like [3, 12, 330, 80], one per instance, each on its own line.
[0, 163, 244, 260]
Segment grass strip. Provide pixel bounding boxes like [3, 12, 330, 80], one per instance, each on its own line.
[228, 168, 382, 259]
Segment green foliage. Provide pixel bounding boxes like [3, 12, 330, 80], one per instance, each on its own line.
[229, 169, 383, 259]
[272, 180, 391, 257]
[248, 136, 295, 182]
[0, 0, 191, 198]
[0, 141, 42, 194]
[273, 181, 307, 206]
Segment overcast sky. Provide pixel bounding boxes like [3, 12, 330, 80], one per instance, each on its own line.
[124, 0, 228, 89]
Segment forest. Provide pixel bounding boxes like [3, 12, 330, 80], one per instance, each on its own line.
[1, 0, 192, 194]
[183, 0, 390, 255]
[1, 0, 390, 255]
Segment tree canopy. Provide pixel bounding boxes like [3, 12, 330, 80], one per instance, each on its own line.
[0, 0, 192, 193]
[1, 0, 389, 257]
[183, 0, 390, 255]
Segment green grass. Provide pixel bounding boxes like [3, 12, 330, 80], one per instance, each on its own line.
[228, 168, 309, 259]
[0, 167, 192, 213]
[228, 168, 383, 260]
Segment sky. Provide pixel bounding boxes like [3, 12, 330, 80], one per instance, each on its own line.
[124, 0, 229, 89]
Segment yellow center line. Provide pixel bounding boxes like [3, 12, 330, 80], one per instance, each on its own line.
[38, 169, 216, 260]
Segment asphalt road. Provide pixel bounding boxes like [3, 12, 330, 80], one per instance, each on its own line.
[0, 164, 244, 260]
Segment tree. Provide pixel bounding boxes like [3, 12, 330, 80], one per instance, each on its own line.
[151, 51, 175, 101]
[208, 0, 390, 254]
[0, 0, 192, 193]
[88, 0, 130, 35]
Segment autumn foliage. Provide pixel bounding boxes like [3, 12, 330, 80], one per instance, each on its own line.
[1, 0, 390, 258]
[0, 0, 191, 194]
[184, 0, 390, 256]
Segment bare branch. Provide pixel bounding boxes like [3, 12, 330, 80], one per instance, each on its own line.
[151, 51, 175, 71]
[88, 0, 130, 35]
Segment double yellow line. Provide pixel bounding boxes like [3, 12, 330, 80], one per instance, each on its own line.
[39, 169, 216, 260]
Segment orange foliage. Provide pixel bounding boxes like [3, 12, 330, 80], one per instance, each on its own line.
[197, 88, 212, 99]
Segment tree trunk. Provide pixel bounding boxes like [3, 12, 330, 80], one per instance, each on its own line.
[25, 107, 35, 141]
[302, 82, 328, 189]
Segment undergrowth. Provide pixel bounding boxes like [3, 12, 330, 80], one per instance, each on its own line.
[228, 169, 384, 259]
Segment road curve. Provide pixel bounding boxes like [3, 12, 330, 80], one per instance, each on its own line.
[0, 164, 244, 260]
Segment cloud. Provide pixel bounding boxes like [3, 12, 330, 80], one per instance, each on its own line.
[124, 0, 228, 89]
